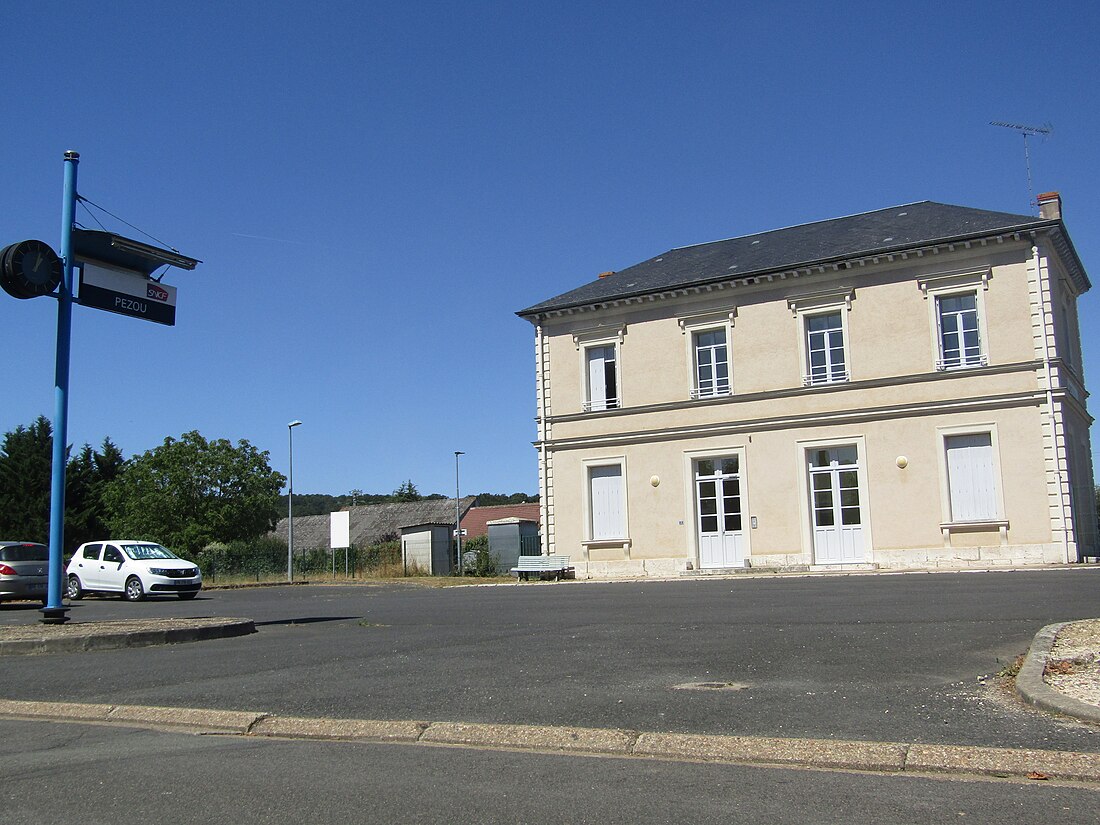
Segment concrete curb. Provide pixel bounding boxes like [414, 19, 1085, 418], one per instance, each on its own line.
[1015, 621, 1100, 725]
[0, 618, 256, 657]
[4, 698, 1100, 783]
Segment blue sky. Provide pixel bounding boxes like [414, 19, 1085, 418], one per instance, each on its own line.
[3, 1, 1099, 498]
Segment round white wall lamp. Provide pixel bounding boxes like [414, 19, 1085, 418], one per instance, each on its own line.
[896, 456, 909, 469]
[650, 475, 660, 487]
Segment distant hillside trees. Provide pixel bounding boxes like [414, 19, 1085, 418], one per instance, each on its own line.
[469, 492, 539, 506]
[283, 488, 539, 517]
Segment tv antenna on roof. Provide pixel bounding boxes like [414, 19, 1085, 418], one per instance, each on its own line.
[990, 121, 1053, 214]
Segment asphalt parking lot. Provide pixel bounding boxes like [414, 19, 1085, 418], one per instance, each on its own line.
[1, 569, 1098, 753]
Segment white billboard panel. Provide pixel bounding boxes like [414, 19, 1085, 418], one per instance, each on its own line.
[330, 511, 351, 549]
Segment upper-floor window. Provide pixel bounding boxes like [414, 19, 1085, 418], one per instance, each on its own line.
[804, 311, 848, 386]
[679, 307, 736, 401]
[936, 292, 985, 370]
[585, 345, 618, 411]
[1059, 287, 1083, 373]
[918, 268, 990, 373]
[788, 289, 853, 389]
[692, 328, 731, 399]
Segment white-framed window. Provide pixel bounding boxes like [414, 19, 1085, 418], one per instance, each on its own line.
[788, 289, 853, 388]
[918, 269, 990, 372]
[572, 325, 625, 413]
[804, 311, 848, 385]
[935, 291, 985, 370]
[678, 307, 736, 401]
[584, 344, 619, 411]
[588, 463, 626, 540]
[692, 328, 731, 398]
[808, 445, 862, 529]
[1059, 286, 1083, 373]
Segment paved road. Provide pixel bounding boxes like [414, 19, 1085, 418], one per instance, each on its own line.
[3, 719, 1098, 825]
[2, 570, 1099, 753]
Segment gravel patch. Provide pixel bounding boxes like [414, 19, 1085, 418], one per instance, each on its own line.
[0, 617, 239, 642]
[1045, 619, 1100, 709]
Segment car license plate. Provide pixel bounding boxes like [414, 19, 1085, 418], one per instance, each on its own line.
[28, 583, 46, 592]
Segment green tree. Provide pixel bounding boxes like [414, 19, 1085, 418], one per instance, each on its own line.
[0, 419, 123, 549]
[65, 438, 125, 550]
[0, 417, 54, 542]
[392, 479, 421, 502]
[103, 431, 286, 555]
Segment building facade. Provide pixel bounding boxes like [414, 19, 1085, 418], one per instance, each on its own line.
[518, 196, 1096, 578]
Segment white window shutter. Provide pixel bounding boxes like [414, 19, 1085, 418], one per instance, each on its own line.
[587, 347, 608, 411]
[590, 465, 624, 539]
[946, 434, 996, 521]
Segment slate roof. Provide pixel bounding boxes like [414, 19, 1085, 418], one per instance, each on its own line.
[273, 497, 477, 549]
[518, 201, 1086, 317]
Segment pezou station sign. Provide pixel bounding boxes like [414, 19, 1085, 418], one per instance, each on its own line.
[78, 260, 177, 326]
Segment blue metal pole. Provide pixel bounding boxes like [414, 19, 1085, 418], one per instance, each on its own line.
[41, 150, 79, 624]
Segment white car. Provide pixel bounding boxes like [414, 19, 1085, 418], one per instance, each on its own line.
[66, 541, 202, 602]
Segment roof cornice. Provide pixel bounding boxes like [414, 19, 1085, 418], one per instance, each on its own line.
[520, 227, 1061, 323]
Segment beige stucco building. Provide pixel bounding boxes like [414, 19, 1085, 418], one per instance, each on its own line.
[518, 195, 1097, 578]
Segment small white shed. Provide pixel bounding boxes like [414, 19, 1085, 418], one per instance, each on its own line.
[400, 522, 454, 575]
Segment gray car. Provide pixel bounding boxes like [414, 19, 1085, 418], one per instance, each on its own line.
[0, 542, 50, 604]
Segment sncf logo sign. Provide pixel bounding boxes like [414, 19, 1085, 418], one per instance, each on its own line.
[147, 283, 170, 302]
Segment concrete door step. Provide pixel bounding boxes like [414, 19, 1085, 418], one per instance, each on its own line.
[809, 563, 879, 572]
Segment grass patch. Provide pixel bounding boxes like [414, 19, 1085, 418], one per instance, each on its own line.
[997, 654, 1026, 678]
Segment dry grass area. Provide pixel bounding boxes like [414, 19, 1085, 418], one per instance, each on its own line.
[207, 569, 516, 588]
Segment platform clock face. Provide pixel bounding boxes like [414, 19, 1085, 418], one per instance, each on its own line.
[0, 239, 63, 299]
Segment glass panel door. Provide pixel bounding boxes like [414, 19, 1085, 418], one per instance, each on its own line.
[808, 446, 864, 563]
[696, 456, 745, 568]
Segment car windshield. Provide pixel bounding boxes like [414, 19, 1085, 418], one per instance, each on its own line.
[121, 544, 178, 560]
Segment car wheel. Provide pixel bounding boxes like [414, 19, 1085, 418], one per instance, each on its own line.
[66, 575, 84, 600]
[124, 576, 145, 602]
[177, 591, 198, 600]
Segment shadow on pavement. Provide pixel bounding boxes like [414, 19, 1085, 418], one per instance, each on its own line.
[254, 616, 363, 627]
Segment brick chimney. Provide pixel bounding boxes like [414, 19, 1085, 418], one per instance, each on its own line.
[1037, 191, 1062, 220]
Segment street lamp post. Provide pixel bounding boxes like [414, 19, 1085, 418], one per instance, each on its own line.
[287, 420, 302, 582]
[455, 451, 465, 575]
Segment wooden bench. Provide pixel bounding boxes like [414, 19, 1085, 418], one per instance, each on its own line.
[511, 555, 573, 581]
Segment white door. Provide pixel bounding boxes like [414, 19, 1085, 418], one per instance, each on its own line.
[808, 446, 864, 563]
[97, 543, 127, 591]
[71, 543, 104, 588]
[696, 457, 745, 568]
[590, 465, 624, 539]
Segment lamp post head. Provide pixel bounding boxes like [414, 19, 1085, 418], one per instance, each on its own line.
[455, 451, 465, 457]
[288, 420, 302, 429]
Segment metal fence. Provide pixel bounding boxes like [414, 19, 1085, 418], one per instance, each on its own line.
[196, 540, 402, 583]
